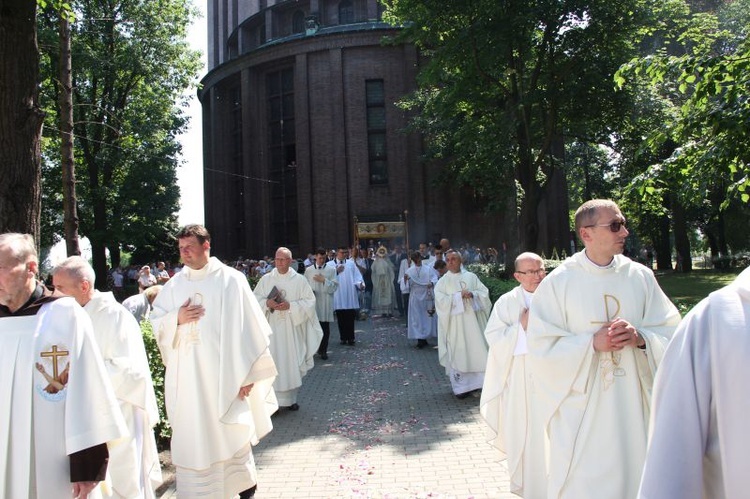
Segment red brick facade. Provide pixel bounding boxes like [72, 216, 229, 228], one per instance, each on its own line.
[200, 0, 505, 260]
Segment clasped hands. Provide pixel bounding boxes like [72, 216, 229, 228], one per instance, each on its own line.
[593, 318, 645, 352]
[266, 299, 290, 312]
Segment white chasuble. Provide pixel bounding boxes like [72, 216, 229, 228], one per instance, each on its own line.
[85, 291, 162, 498]
[639, 267, 750, 499]
[434, 270, 491, 374]
[150, 257, 278, 497]
[253, 268, 323, 404]
[528, 251, 680, 499]
[480, 285, 547, 499]
[1, 298, 126, 499]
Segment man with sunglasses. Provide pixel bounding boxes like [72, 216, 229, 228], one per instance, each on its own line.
[527, 199, 680, 499]
[480, 252, 547, 498]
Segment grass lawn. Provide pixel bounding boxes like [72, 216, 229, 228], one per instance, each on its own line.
[655, 268, 741, 314]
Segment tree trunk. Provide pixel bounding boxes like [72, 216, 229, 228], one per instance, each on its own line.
[0, 1, 43, 239]
[58, 13, 81, 256]
[502, 183, 520, 277]
[672, 195, 692, 273]
[714, 210, 730, 270]
[110, 243, 121, 270]
[655, 212, 672, 271]
[90, 190, 110, 290]
[538, 134, 570, 257]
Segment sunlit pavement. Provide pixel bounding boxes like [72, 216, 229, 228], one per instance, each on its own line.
[159, 314, 514, 498]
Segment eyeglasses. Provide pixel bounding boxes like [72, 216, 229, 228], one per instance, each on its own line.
[516, 269, 546, 276]
[584, 220, 627, 232]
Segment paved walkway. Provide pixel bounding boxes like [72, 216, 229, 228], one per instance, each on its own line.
[159, 315, 514, 498]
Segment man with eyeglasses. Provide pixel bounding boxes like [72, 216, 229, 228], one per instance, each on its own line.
[527, 199, 681, 499]
[480, 252, 547, 498]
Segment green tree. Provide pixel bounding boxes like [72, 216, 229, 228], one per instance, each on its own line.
[383, 0, 679, 267]
[616, 0, 750, 269]
[38, 0, 201, 283]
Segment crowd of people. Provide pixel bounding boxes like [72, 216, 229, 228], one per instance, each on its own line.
[1, 197, 747, 498]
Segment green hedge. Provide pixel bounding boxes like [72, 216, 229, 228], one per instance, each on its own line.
[482, 276, 519, 304]
[140, 320, 171, 447]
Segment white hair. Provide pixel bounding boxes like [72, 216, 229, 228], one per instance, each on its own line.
[52, 255, 96, 286]
[0, 233, 37, 264]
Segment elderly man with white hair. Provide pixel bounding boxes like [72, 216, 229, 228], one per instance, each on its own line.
[254, 247, 323, 411]
[0, 233, 126, 498]
[53, 256, 162, 498]
[434, 249, 491, 398]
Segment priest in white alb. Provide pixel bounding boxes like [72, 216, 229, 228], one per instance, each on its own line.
[480, 252, 547, 498]
[52, 256, 162, 498]
[639, 266, 750, 499]
[254, 247, 323, 410]
[151, 225, 278, 499]
[0, 233, 127, 499]
[434, 250, 491, 398]
[404, 251, 438, 349]
[528, 200, 681, 499]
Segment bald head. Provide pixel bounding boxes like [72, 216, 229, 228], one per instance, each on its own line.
[514, 252, 544, 271]
[513, 252, 546, 293]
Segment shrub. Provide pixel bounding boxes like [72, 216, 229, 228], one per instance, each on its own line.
[141, 320, 171, 447]
[482, 276, 519, 303]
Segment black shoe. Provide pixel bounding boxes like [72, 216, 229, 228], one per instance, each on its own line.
[288, 403, 300, 411]
[340, 340, 347, 345]
[455, 392, 472, 399]
[239, 485, 257, 498]
[347, 340, 356, 346]
[416, 339, 428, 349]
[319, 353, 328, 360]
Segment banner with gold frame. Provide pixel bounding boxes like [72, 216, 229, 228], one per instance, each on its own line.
[355, 221, 406, 239]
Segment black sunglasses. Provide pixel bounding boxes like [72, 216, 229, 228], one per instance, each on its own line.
[585, 220, 627, 232]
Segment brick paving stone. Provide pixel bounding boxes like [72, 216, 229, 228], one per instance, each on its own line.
[159, 315, 515, 498]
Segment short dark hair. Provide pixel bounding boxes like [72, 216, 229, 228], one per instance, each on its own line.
[411, 251, 422, 261]
[176, 224, 211, 244]
[315, 247, 327, 256]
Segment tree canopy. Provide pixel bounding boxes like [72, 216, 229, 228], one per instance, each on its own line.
[615, 0, 750, 268]
[382, 0, 681, 263]
[38, 0, 201, 283]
